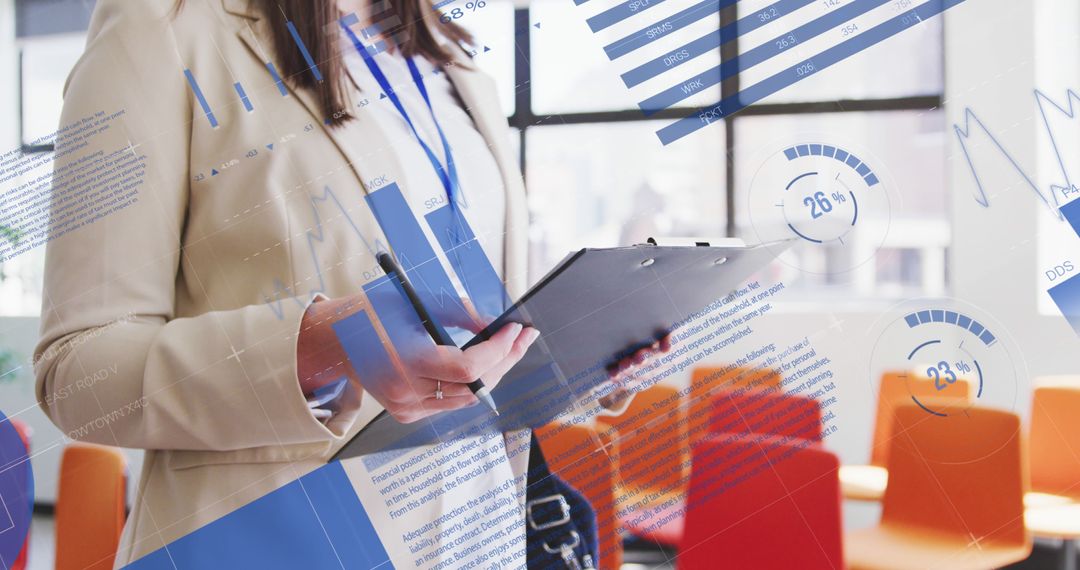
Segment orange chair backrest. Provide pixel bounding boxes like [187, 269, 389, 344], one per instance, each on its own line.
[680, 433, 843, 569]
[597, 384, 689, 496]
[881, 404, 1028, 549]
[869, 371, 972, 467]
[536, 423, 621, 569]
[689, 366, 781, 443]
[1029, 384, 1080, 499]
[55, 443, 128, 570]
[710, 388, 823, 442]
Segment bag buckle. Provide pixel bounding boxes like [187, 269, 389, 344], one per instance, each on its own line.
[526, 494, 571, 531]
[543, 530, 583, 570]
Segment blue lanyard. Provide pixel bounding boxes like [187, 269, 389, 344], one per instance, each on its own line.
[341, 24, 461, 208]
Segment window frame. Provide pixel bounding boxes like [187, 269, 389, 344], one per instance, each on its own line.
[507, 5, 945, 242]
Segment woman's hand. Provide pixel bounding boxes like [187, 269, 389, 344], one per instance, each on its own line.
[597, 332, 673, 412]
[297, 294, 539, 423]
[390, 322, 538, 422]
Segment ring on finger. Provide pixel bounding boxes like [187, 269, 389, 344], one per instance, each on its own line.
[435, 380, 444, 400]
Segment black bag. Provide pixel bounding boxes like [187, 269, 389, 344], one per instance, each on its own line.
[525, 434, 601, 570]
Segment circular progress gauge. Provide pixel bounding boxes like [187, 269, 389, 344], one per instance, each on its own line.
[869, 302, 1021, 419]
[747, 142, 893, 273]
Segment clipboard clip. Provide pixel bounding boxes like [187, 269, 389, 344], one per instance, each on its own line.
[643, 236, 747, 248]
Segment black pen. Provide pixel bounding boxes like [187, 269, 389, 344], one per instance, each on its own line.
[377, 252, 500, 415]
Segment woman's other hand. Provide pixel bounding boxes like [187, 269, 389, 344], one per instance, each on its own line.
[597, 332, 673, 412]
[297, 294, 539, 423]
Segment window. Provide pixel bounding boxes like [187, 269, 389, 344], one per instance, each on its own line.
[525, 121, 726, 280]
[503, 0, 947, 298]
[19, 33, 85, 148]
[2, 33, 85, 316]
[734, 110, 948, 300]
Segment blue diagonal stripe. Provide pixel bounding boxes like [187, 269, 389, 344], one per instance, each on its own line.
[657, 0, 965, 145]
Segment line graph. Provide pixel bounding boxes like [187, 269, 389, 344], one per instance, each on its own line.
[261, 185, 389, 320]
[953, 89, 1080, 213]
[960, 90, 1080, 336]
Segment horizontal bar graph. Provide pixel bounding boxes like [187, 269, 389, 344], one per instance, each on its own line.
[622, 30, 721, 88]
[640, 66, 721, 115]
[784, 144, 880, 186]
[574, 0, 966, 145]
[627, 0, 892, 104]
[659, 0, 964, 144]
[589, 0, 671, 33]
[604, 0, 730, 60]
[903, 310, 997, 346]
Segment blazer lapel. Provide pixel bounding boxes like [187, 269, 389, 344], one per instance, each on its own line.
[443, 46, 531, 298]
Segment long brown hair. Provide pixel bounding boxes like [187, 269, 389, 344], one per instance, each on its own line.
[176, 0, 473, 126]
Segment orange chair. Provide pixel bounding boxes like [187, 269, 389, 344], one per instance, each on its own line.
[840, 371, 972, 501]
[10, 419, 32, 570]
[536, 422, 622, 569]
[628, 389, 827, 549]
[596, 384, 688, 546]
[1025, 380, 1080, 568]
[679, 433, 844, 569]
[1028, 380, 1080, 502]
[710, 388, 823, 443]
[845, 403, 1031, 569]
[55, 443, 128, 570]
[688, 366, 782, 445]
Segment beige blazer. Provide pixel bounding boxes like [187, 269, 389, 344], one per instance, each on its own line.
[32, 0, 529, 565]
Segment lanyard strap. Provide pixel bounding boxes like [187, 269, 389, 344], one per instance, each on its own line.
[341, 23, 461, 207]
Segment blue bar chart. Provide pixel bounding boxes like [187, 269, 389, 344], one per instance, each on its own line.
[1061, 197, 1080, 239]
[574, 0, 967, 144]
[286, 20, 323, 82]
[126, 462, 390, 569]
[233, 82, 254, 112]
[1049, 274, 1080, 337]
[183, 69, 218, 128]
[365, 184, 474, 328]
[265, 62, 289, 96]
[426, 205, 510, 319]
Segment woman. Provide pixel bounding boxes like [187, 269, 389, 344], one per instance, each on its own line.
[34, 0, 660, 566]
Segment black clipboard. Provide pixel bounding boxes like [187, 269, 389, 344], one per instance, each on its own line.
[332, 239, 789, 462]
